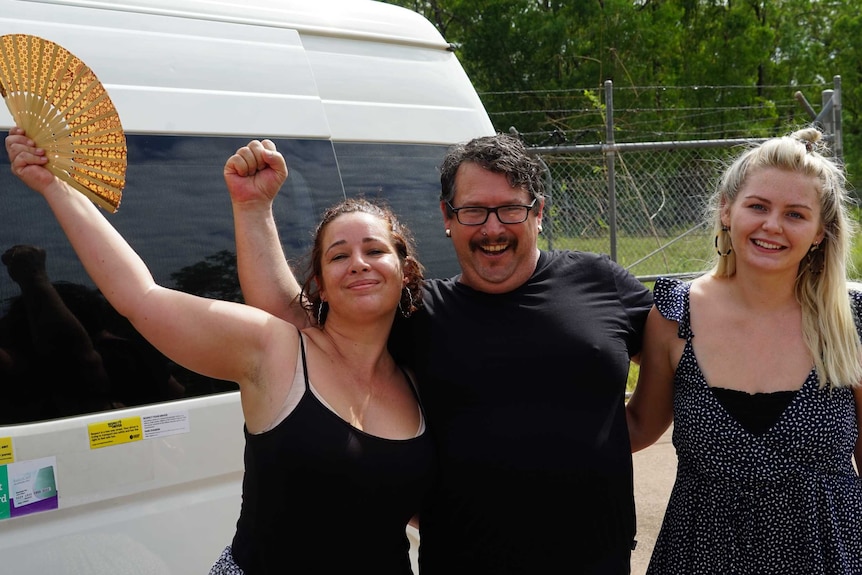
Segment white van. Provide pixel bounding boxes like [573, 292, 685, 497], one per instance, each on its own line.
[0, 1, 494, 572]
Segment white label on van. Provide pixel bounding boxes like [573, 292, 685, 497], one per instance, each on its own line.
[0, 456, 59, 520]
[142, 411, 190, 439]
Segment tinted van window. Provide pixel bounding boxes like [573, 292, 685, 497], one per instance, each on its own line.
[334, 141, 458, 280]
[0, 135, 455, 423]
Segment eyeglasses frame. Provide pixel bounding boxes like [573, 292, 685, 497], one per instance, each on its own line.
[446, 198, 539, 226]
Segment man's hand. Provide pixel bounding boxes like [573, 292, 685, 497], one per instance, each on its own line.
[224, 139, 288, 206]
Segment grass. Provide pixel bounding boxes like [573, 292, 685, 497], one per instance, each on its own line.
[541, 230, 715, 280]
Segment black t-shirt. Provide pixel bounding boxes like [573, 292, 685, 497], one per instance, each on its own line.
[391, 250, 653, 574]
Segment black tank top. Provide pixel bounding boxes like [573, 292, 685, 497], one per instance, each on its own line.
[231, 335, 436, 574]
[711, 386, 796, 436]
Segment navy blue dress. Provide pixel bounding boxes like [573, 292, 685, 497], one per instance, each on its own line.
[648, 277, 862, 575]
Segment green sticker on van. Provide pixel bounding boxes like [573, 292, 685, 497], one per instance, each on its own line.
[0, 465, 9, 520]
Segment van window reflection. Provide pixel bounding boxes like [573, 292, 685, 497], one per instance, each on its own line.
[0, 245, 186, 423]
[0, 137, 460, 424]
[0, 135, 342, 423]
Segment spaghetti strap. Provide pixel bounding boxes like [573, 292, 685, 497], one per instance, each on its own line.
[298, 328, 311, 392]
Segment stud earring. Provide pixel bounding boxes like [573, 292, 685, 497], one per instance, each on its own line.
[445, 229, 451, 238]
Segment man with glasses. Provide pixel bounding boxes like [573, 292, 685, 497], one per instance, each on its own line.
[227, 134, 653, 574]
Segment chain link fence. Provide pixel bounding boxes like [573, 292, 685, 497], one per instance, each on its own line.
[537, 143, 738, 280]
[528, 78, 843, 281]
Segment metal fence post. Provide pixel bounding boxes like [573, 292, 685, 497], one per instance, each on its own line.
[821, 89, 835, 145]
[832, 75, 843, 162]
[604, 80, 617, 262]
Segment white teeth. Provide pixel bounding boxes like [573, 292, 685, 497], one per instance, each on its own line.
[753, 239, 782, 250]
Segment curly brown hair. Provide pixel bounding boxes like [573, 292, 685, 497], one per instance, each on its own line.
[301, 198, 424, 325]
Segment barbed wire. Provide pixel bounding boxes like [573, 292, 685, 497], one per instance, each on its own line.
[479, 84, 827, 144]
[479, 82, 830, 96]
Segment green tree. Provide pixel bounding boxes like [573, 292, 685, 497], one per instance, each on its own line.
[826, 8, 862, 179]
[383, 0, 859, 182]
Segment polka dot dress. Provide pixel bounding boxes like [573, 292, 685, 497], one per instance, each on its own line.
[646, 278, 862, 575]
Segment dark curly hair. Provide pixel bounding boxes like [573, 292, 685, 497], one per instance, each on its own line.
[301, 198, 424, 325]
[439, 133, 545, 215]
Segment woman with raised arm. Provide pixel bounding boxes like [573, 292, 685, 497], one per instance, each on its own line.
[626, 127, 862, 574]
[5, 129, 434, 575]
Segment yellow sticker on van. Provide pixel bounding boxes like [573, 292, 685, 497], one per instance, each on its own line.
[0, 437, 12, 463]
[88, 417, 143, 449]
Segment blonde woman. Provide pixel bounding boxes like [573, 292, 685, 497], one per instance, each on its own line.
[627, 127, 862, 574]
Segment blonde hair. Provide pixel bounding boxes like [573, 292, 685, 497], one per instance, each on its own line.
[707, 127, 861, 388]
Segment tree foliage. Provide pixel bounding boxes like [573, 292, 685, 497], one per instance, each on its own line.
[382, 0, 862, 181]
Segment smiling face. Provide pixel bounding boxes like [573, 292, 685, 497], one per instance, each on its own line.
[723, 166, 824, 277]
[318, 212, 404, 323]
[442, 162, 543, 294]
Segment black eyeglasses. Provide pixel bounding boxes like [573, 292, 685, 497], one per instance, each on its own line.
[446, 199, 537, 226]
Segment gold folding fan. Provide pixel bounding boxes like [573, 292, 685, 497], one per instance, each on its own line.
[0, 34, 126, 213]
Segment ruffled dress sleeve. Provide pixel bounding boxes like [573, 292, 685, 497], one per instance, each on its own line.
[849, 288, 862, 341]
[653, 276, 693, 340]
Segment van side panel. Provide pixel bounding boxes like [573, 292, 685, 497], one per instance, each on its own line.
[0, 5, 331, 137]
[0, 0, 494, 141]
[0, 394, 244, 574]
[304, 35, 494, 143]
[0, 1, 491, 572]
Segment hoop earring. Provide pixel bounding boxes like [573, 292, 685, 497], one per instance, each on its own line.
[399, 286, 415, 318]
[317, 301, 326, 325]
[807, 243, 824, 275]
[715, 225, 732, 257]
